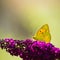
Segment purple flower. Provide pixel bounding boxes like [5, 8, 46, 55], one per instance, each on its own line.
[0, 38, 60, 60]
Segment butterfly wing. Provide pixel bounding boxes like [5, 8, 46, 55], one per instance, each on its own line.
[33, 24, 51, 43]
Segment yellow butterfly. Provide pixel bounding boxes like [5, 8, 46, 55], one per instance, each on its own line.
[33, 24, 51, 43]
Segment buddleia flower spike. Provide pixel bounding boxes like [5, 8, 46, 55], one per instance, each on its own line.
[0, 38, 60, 60]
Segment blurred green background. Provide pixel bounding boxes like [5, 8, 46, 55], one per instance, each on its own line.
[0, 0, 60, 60]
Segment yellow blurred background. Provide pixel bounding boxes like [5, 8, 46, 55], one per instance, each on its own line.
[0, 0, 60, 60]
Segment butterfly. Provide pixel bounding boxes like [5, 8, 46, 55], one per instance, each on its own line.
[33, 24, 51, 43]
